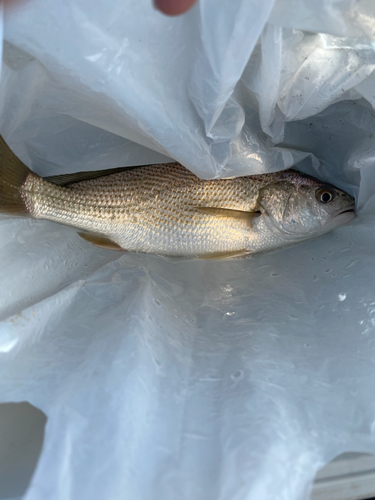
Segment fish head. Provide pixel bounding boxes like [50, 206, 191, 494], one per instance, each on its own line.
[258, 173, 355, 238]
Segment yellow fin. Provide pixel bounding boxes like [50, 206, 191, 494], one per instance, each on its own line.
[198, 249, 249, 260]
[0, 135, 32, 216]
[196, 207, 261, 226]
[78, 232, 125, 251]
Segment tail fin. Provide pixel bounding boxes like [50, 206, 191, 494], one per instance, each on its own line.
[0, 135, 32, 215]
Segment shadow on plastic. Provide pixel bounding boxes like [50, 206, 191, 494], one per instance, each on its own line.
[0, 402, 46, 500]
[312, 452, 375, 500]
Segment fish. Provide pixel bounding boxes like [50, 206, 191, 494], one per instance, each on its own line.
[0, 136, 355, 259]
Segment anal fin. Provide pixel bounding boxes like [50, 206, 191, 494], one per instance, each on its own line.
[78, 232, 125, 251]
[198, 250, 249, 260]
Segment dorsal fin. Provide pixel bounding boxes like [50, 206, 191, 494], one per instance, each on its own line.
[45, 166, 140, 186]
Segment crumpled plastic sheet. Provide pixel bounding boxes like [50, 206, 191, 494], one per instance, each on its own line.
[2, 1, 375, 499]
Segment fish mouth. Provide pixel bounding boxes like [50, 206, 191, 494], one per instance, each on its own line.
[327, 205, 356, 224]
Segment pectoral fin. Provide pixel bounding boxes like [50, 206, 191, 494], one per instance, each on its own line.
[78, 232, 125, 251]
[195, 207, 261, 226]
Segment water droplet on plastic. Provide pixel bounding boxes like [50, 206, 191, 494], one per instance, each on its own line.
[231, 370, 243, 380]
[346, 259, 359, 269]
[325, 269, 332, 273]
[271, 272, 280, 277]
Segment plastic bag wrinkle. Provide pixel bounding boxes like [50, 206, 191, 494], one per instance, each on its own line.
[2, 1, 375, 499]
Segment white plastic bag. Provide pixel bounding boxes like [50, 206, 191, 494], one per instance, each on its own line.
[2, 1, 375, 499]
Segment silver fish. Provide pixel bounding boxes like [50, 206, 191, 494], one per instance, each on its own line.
[0, 137, 355, 259]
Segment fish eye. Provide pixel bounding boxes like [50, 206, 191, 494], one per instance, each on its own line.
[315, 187, 336, 204]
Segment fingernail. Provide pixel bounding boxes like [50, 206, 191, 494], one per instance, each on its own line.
[153, 0, 198, 16]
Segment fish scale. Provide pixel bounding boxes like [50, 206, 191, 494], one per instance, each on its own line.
[0, 136, 355, 258]
[19, 164, 270, 255]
